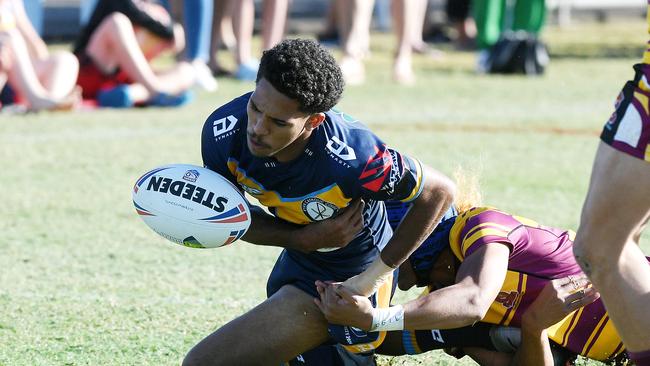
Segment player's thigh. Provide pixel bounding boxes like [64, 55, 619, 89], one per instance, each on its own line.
[183, 284, 329, 366]
[577, 142, 650, 253]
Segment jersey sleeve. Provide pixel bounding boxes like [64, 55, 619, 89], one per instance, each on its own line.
[201, 94, 250, 188]
[357, 143, 425, 202]
[449, 208, 520, 261]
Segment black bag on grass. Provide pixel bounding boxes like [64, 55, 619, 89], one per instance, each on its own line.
[487, 31, 549, 75]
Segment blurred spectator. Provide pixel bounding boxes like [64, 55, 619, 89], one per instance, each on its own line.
[337, 0, 428, 85]
[316, 0, 341, 46]
[446, 0, 476, 49]
[0, 41, 9, 96]
[73, 0, 195, 108]
[163, 0, 218, 92]
[473, 0, 547, 73]
[0, 0, 80, 111]
[261, 0, 289, 50]
[337, 0, 374, 85]
[208, 0, 289, 81]
[208, 0, 235, 75]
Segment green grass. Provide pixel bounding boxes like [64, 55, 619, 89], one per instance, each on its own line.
[1, 19, 649, 365]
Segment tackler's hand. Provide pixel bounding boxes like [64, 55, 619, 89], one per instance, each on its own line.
[522, 274, 600, 331]
[314, 281, 374, 331]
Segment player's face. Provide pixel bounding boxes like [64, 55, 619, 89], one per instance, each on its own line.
[427, 248, 458, 290]
[397, 248, 458, 291]
[246, 78, 323, 162]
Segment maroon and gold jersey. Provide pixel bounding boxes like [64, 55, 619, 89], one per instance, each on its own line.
[449, 207, 626, 360]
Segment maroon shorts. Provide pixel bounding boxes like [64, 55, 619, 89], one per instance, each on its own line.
[600, 64, 650, 162]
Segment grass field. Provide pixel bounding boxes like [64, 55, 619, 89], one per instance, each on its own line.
[1, 19, 649, 366]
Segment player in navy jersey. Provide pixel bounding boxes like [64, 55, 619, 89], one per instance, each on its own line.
[182, 39, 455, 365]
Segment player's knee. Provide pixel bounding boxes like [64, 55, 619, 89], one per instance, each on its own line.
[573, 232, 614, 276]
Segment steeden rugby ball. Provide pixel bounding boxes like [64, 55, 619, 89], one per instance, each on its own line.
[132, 164, 250, 248]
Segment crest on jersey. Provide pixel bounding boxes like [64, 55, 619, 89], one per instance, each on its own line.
[302, 197, 338, 221]
[213, 115, 238, 137]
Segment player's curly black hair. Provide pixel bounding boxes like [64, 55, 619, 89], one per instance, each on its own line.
[256, 39, 344, 114]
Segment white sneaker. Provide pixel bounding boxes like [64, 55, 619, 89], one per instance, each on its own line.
[192, 60, 218, 92]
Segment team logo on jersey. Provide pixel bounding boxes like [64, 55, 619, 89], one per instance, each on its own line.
[359, 145, 393, 192]
[302, 197, 338, 221]
[326, 136, 357, 161]
[213, 115, 238, 137]
[182, 169, 199, 182]
[495, 291, 520, 309]
[239, 183, 263, 196]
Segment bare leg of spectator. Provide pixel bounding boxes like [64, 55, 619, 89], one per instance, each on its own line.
[262, 0, 289, 50]
[338, 0, 374, 85]
[392, 0, 415, 84]
[3, 30, 79, 110]
[231, 0, 258, 80]
[209, 0, 235, 75]
[33, 51, 80, 99]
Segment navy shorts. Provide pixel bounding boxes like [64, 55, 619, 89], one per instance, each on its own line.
[287, 344, 376, 366]
[266, 244, 381, 298]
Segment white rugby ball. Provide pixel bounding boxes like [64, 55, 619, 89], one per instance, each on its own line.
[132, 164, 251, 248]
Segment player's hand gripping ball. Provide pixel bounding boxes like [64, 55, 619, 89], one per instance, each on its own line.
[132, 164, 251, 248]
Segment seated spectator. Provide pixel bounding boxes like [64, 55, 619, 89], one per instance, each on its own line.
[0, 0, 80, 112]
[74, 0, 195, 108]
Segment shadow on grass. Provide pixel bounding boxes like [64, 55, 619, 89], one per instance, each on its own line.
[549, 44, 643, 59]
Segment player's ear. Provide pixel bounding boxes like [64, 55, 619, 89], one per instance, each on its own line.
[305, 113, 326, 131]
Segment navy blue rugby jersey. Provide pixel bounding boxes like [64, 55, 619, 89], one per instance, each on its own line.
[201, 92, 424, 256]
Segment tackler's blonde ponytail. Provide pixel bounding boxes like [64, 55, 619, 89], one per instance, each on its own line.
[452, 166, 482, 213]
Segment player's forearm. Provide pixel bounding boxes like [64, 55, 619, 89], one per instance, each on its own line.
[241, 206, 306, 250]
[402, 282, 487, 330]
[381, 167, 455, 267]
[510, 320, 553, 366]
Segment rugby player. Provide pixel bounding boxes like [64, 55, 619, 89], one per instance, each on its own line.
[182, 39, 455, 365]
[571, 3, 650, 365]
[317, 203, 641, 365]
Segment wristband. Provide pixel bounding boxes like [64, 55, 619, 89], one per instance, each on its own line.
[370, 305, 405, 332]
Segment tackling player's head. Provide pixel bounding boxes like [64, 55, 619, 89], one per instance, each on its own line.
[245, 39, 345, 162]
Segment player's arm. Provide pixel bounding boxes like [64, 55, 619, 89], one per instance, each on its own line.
[317, 243, 509, 331]
[241, 200, 365, 252]
[382, 165, 455, 267]
[343, 163, 456, 297]
[512, 275, 599, 366]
